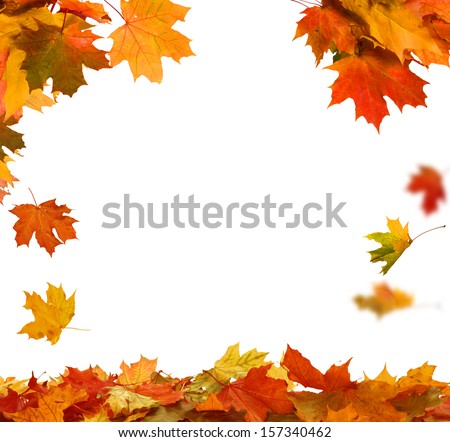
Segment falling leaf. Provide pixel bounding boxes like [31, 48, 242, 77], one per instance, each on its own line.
[18, 283, 75, 345]
[109, 0, 195, 83]
[407, 165, 446, 214]
[354, 282, 414, 317]
[10, 197, 78, 256]
[366, 217, 413, 274]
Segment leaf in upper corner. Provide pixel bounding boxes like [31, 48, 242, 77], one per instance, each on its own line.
[339, 0, 441, 63]
[407, 165, 445, 214]
[57, 0, 111, 23]
[294, 0, 359, 65]
[109, 0, 194, 83]
[18, 283, 75, 345]
[327, 46, 428, 131]
[10, 197, 78, 255]
[354, 282, 414, 317]
[366, 218, 413, 274]
[14, 20, 110, 96]
[189, 343, 269, 395]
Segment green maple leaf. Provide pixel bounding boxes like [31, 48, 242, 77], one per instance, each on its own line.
[0, 116, 25, 160]
[366, 217, 413, 275]
[14, 19, 109, 96]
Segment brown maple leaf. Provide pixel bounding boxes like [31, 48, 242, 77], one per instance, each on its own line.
[10, 194, 78, 255]
[108, 0, 195, 83]
[407, 165, 446, 214]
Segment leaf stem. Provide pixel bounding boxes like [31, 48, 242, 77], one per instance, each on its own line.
[65, 326, 91, 332]
[203, 369, 226, 387]
[412, 224, 446, 242]
[61, 10, 67, 32]
[28, 188, 37, 206]
[104, 0, 125, 20]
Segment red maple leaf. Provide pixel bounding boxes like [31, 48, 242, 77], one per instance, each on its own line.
[407, 165, 446, 214]
[216, 365, 293, 422]
[282, 345, 356, 392]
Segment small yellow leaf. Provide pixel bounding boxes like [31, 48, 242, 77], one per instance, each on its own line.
[18, 283, 75, 345]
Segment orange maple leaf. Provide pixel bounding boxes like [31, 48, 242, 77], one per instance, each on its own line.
[407, 165, 446, 214]
[10, 194, 78, 255]
[282, 345, 356, 392]
[108, 0, 195, 83]
[327, 46, 428, 131]
[295, 0, 359, 65]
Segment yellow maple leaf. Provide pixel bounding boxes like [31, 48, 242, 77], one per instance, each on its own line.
[189, 343, 269, 394]
[354, 282, 414, 317]
[108, 0, 195, 83]
[18, 283, 75, 345]
[340, 0, 441, 63]
[105, 386, 159, 419]
[366, 218, 413, 274]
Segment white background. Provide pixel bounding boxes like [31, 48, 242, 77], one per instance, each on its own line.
[1, 0, 449, 385]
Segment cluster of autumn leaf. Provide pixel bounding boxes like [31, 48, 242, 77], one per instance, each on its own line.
[0, 0, 194, 204]
[1, 344, 450, 422]
[295, 0, 450, 130]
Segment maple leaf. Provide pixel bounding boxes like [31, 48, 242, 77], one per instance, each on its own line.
[18, 283, 75, 345]
[136, 382, 184, 406]
[327, 46, 428, 131]
[354, 282, 414, 317]
[390, 386, 444, 420]
[0, 156, 17, 204]
[5, 394, 65, 421]
[105, 386, 159, 420]
[118, 356, 158, 387]
[57, 0, 111, 23]
[366, 217, 413, 274]
[295, 0, 360, 65]
[282, 345, 356, 392]
[108, 0, 195, 83]
[10, 196, 78, 255]
[407, 165, 446, 214]
[14, 20, 110, 96]
[189, 343, 269, 395]
[339, 0, 441, 63]
[0, 117, 25, 159]
[216, 366, 294, 422]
